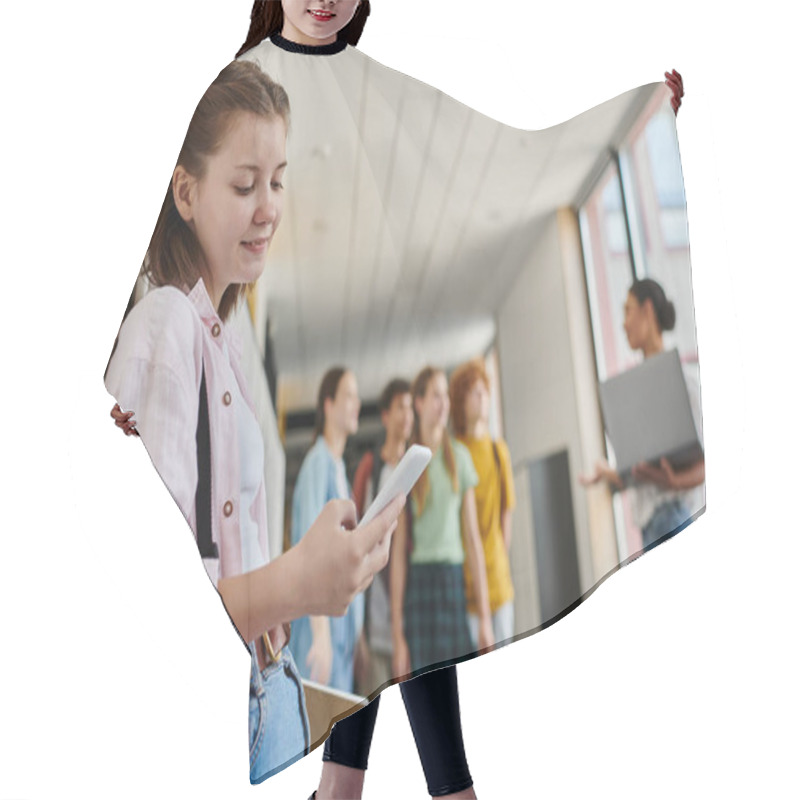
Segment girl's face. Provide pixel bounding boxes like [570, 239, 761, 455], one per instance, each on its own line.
[281, 0, 361, 46]
[416, 373, 450, 432]
[327, 370, 361, 436]
[176, 112, 287, 308]
[623, 292, 653, 351]
[463, 379, 490, 428]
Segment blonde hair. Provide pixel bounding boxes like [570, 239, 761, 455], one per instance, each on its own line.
[409, 367, 458, 515]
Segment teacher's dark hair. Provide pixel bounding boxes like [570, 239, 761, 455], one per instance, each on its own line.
[144, 61, 290, 322]
[629, 278, 676, 333]
[237, 1, 371, 58]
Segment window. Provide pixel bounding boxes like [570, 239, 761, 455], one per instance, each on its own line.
[577, 88, 702, 557]
[621, 93, 697, 361]
[578, 161, 635, 382]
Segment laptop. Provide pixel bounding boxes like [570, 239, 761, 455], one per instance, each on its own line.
[598, 349, 703, 484]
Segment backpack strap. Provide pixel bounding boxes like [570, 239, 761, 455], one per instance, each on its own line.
[492, 440, 506, 518]
[371, 445, 385, 507]
[405, 497, 415, 560]
[371, 447, 393, 596]
[195, 362, 255, 654]
[195, 365, 219, 560]
[353, 451, 372, 519]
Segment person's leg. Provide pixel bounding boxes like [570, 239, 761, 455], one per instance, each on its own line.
[471, 604, 514, 650]
[400, 666, 475, 798]
[492, 601, 515, 645]
[467, 612, 479, 651]
[315, 696, 381, 799]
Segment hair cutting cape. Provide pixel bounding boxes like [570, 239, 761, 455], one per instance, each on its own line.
[105, 34, 705, 781]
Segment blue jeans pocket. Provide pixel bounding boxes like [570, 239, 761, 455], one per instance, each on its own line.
[249, 678, 267, 765]
[249, 648, 311, 784]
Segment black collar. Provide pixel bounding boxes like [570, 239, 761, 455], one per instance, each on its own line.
[270, 32, 347, 55]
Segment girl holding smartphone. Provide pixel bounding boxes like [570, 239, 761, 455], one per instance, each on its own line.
[105, 59, 403, 784]
[110, 3, 685, 794]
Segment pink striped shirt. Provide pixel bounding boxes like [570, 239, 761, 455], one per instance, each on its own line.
[106, 278, 286, 650]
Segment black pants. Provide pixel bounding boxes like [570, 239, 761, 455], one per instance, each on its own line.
[323, 665, 472, 797]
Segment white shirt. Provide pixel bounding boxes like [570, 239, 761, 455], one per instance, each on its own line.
[629, 364, 705, 529]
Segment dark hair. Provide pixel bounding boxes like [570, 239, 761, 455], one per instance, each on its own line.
[629, 278, 676, 333]
[312, 366, 348, 441]
[378, 378, 411, 414]
[237, 1, 371, 58]
[145, 61, 290, 322]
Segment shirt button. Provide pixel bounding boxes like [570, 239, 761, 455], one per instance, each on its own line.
[211, 323, 221, 337]
[222, 391, 232, 406]
[223, 500, 233, 517]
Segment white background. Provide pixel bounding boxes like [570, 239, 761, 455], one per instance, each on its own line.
[1, 1, 797, 798]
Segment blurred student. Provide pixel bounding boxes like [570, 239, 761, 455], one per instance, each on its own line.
[352, 378, 415, 695]
[392, 367, 494, 677]
[291, 367, 365, 692]
[450, 359, 517, 647]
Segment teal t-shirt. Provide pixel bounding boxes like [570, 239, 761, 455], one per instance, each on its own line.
[410, 440, 479, 565]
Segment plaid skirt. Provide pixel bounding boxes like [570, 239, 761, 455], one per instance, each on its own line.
[404, 562, 473, 673]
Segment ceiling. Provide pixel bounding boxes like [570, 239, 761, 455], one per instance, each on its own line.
[247, 46, 660, 411]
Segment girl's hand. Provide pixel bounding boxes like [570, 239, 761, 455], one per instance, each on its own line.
[392, 635, 411, 679]
[631, 457, 679, 489]
[110, 403, 139, 436]
[296, 495, 405, 618]
[665, 69, 684, 116]
[306, 627, 333, 686]
[478, 617, 495, 652]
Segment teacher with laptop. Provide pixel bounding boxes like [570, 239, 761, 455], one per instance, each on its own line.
[580, 278, 705, 551]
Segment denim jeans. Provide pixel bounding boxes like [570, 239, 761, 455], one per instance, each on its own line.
[249, 645, 310, 784]
[468, 600, 515, 650]
[641, 498, 691, 551]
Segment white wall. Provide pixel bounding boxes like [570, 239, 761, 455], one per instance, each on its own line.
[497, 210, 617, 635]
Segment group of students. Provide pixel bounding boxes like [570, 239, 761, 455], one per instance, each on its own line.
[289, 361, 517, 699]
[289, 361, 516, 800]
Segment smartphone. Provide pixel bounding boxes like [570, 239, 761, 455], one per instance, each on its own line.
[358, 444, 432, 527]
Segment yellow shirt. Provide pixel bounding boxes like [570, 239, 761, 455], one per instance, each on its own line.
[458, 435, 516, 614]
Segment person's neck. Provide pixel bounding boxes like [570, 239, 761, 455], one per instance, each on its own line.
[381, 434, 407, 466]
[202, 275, 227, 314]
[465, 419, 489, 439]
[198, 272, 225, 314]
[323, 427, 346, 459]
[271, 29, 347, 55]
[420, 424, 443, 453]
[642, 335, 664, 359]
